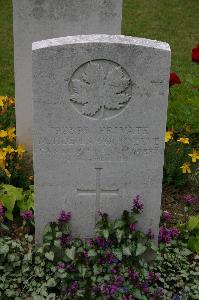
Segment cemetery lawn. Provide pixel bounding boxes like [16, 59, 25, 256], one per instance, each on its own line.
[0, 0, 14, 96]
[1, 0, 199, 132]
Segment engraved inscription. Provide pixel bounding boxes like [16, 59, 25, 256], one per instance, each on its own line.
[36, 124, 162, 161]
[77, 168, 119, 221]
[69, 60, 132, 120]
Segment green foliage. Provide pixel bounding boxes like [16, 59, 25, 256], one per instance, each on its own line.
[152, 241, 199, 299]
[187, 215, 199, 253]
[1, 205, 199, 299]
[0, 184, 34, 220]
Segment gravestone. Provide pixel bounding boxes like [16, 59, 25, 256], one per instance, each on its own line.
[13, 0, 123, 150]
[32, 35, 171, 243]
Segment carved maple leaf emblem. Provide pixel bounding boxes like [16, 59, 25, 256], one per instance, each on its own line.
[70, 61, 131, 118]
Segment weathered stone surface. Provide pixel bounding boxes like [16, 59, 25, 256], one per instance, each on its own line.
[13, 0, 123, 150]
[32, 35, 171, 243]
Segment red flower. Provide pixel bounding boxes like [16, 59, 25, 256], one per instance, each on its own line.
[169, 72, 181, 87]
[192, 44, 199, 63]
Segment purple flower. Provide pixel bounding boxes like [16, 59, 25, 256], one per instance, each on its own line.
[154, 287, 164, 297]
[83, 251, 88, 258]
[58, 210, 71, 224]
[56, 262, 65, 270]
[0, 203, 4, 218]
[162, 211, 172, 222]
[128, 270, 139, 283]
[147, 272, 159, 283]
[115, 275, 124, 287]
[121, 296, 134, 300]
[95, 236, 111, 249]
[147, 228, 154, 240]
[183, 194, 197, 206]
[20, 210, 33, 220]
[106, 251, 117, 264]
[66, 263, 77, 273]
[158, 227, 172, 244]
[65, 281, 78, 294]
[158, 227, 179, 244]
[132, 195, 144, 213]
[129, 223, 137, 232]
[101, 283, 118, 296]
[60, 234, 72, 247]
[170, 227, 180, 238]
[140, 281, 149, 294]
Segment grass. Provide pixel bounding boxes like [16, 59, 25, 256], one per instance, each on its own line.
[0, 0, 198, 132]
[0, 0, 14, 96]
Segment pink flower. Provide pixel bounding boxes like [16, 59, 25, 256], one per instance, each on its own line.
[20, 210, 33, 220]
[0, 203, 4, 218]
[58, 210, 71, 224]
[129, 223, 137, 232]
[132, 195, 144, 213]
[162, 211, 172, 222]
[183, 194, 197, 206]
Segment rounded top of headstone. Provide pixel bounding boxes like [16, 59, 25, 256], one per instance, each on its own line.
[32, 34, 171, 52]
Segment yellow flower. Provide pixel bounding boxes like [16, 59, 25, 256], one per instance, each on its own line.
[29, 175, 34, 182]
[177, 137, 189, 144]
[7, 97, 15, 106]
[7, 127, 16, 141]
[165, 131, 173, 143]
[0, 96, 5, 108]
[4, 169, 11, 178]
[3, 145, 15, 155]
[16, 144, 25, 159]
[180, 162, 191, 174]
[188, 149, 199, 163]
[0, 130, 7, 138]
[0, 151, 6, 170]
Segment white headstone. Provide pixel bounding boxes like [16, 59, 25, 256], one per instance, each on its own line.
[32, 35, 171, 243]
[13, 0, 123, 150]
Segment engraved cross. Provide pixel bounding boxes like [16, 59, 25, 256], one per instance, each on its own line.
[77, 168, 119, 220]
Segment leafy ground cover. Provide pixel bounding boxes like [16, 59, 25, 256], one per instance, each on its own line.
[1, 196, 199, 299]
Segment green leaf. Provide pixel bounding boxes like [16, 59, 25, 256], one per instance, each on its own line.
[122, 246, 131, 256]
[114, 219, 125, 229]
[181, 248, 192, 256]
[47, 294, 56, 300]
[46, 278, 56, 287]
[0, 244, 9, 255]
[45, 251, 54, 261]
[188, 216, 199, 231]
[88, 249, 97, 257]
[17, 192, 34, 211]
[102, 229, 109, 240]
[5, 210, 13, 221]
[188, 235, 199, 253]
[149, 241, 158, 252]
[136, 243, 147, 256]
[133, 288, 142, 299]
[65, 247, 76, 260]
[116, 229, 124, 243]
[0, 185, 24, 219]
[78, 265, 87, 278]
[112, 249, 122, 261]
